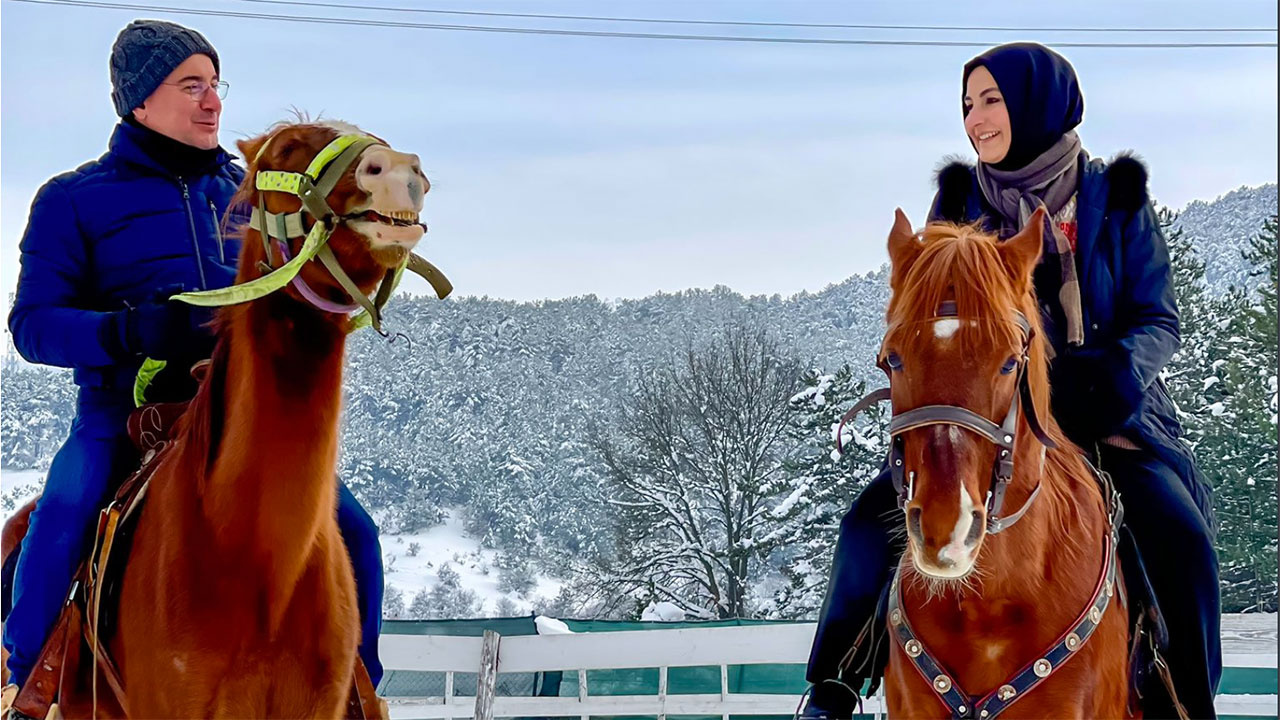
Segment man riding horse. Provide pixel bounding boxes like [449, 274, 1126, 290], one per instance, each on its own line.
[2, 18, 385, 703]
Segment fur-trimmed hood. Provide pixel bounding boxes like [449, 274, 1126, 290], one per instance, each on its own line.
[931, 152, 1151, 223]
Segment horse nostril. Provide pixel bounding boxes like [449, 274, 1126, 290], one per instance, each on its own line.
[907, 507, 923, 544]
[367, 164, 382, 176]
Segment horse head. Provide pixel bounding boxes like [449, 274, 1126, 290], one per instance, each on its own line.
[235, 120, 430, 309]
[880, 208, 1053, 580]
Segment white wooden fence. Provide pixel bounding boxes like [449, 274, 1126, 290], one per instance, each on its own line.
[380, 622, 1278, 720]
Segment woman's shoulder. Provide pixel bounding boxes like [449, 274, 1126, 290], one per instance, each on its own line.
[1084, 152, 1151, 215]
[929, 151, 1154, 221]
[930, 155, 981, 223]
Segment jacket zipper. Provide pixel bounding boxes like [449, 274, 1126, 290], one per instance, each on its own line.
[209, 199, 225, 263]
[179, 178, 209, 290]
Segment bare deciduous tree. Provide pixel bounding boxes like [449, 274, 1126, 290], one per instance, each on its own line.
[593, 322, 803, 618]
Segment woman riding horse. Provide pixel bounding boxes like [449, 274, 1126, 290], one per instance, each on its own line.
[803, 42, 1221, 719]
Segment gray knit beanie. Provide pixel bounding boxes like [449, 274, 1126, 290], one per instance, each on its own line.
[110, 19, 220, 117]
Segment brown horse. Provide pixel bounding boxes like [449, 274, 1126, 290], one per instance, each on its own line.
[876, 210, 1131, 718]
[3, 119, 432, 718]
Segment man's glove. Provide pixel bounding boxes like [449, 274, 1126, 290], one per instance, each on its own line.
[106, 285, 216, 362]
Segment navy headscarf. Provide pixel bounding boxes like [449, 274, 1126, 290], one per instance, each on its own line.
[962, 43, 1085, 171]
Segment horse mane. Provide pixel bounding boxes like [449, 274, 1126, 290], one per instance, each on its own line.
[885, 222, 1101, 540]
[173, 328, 230, 493]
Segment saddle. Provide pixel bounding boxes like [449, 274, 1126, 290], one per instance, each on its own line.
[3, 390, 383, 719]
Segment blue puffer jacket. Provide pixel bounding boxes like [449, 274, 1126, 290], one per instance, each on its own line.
[8, 121, 244, 403]
[928, 153, 1214, 525]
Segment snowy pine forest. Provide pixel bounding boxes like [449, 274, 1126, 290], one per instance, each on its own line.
[2, 183, 1276, 620]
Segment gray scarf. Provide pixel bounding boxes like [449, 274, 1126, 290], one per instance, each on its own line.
[976, 131, 1086, 347]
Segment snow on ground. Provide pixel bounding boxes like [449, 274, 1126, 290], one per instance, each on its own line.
[2, 468, 45, 524]
[378, 506, 564, 617]
[3, 472, 561, 618]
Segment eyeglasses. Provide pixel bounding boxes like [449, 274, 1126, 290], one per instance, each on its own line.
[163, 80, 230, 102]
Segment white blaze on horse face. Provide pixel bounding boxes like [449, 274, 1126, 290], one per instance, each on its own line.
[937, 485, 978, 571]
[934, 318, 961, 340]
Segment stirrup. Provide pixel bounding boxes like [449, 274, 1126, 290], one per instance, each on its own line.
[794, 679, 860, 720]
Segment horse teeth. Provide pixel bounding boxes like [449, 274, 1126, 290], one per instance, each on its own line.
[376, 210, 418, 222]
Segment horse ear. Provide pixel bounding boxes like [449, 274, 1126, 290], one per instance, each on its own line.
[238, 135, 268, 168]
[999, 207, 1046, 293]
[887, 208, 922, 289]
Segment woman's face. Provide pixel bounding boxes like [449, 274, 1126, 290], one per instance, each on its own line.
[964, 65, 1011, 165]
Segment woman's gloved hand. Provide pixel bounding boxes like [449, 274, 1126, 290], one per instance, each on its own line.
[1049, 347, 1143, 443]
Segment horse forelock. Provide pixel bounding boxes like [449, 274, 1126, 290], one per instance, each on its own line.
[885, 224, 1025, 357]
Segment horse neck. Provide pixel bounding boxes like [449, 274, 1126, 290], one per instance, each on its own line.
[200, 293, 348, 561]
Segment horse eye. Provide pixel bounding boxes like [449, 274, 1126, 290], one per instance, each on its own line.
[1000, 356, 1018, 375]
[886, 352, 903, 371]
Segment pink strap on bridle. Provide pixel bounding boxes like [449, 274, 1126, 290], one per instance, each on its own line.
[276, 240, 360, 315]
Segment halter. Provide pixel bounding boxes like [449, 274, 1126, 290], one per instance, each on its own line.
[171, 131, 453, 333]
[837, 300, 1056, 534]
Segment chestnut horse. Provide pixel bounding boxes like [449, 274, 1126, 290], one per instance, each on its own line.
[873, 210, 1130, 718]
[3, 119, 435, 718]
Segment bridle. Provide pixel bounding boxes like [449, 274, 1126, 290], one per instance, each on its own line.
[171, 131, 452, 333]
[836, 300, 1057, 535]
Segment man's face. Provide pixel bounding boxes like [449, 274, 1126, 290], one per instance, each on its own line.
[132, 54, 222, 150]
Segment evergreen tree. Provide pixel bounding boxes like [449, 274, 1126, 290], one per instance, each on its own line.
[1212, 216, 1278, 611]
[382, 585, 406, 620]
[771, 366, 888, 619]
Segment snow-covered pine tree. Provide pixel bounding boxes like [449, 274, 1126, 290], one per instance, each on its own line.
[1164, 206, 1225, 452]
[1211, 216, 1278, 611]
[408, 564, 482, 619]
[770, 366, 889, 619]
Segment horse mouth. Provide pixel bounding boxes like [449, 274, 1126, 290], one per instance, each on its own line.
[909, 543, 980, 580]
[356, 209, 422, 228]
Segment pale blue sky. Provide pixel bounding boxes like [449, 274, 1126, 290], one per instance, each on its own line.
[2, 0, 1276, 302]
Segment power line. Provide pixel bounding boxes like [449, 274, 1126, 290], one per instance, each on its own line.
[8, 0, 1279, 48]
[233, 0, 1279, 35]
